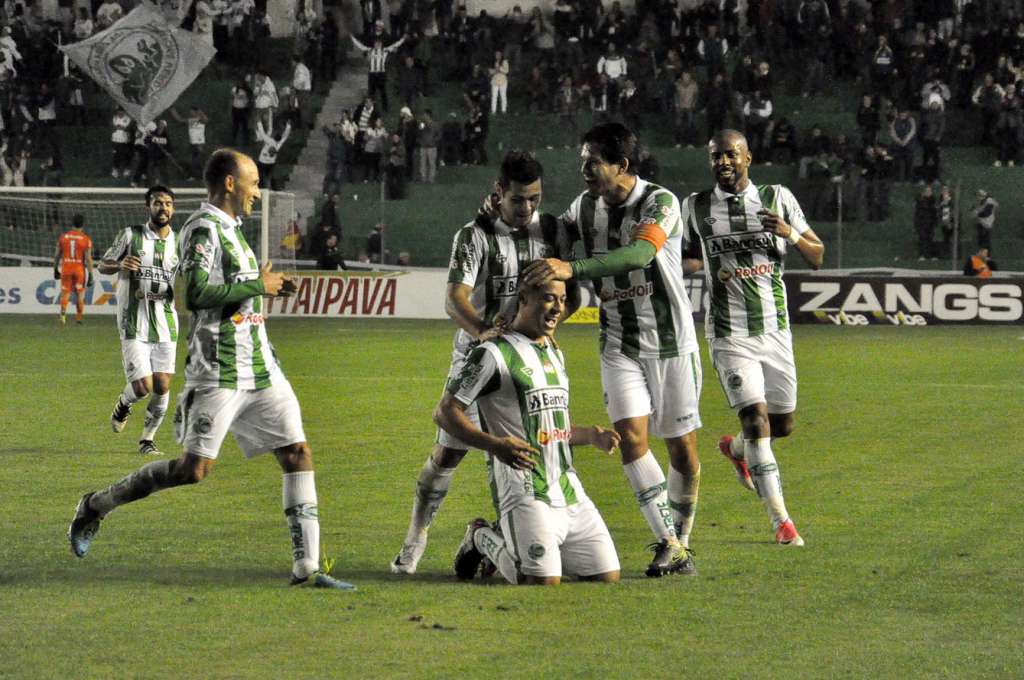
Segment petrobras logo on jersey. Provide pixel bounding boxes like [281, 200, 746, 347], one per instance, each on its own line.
[718, 262, 778, 282]
[537, 428, 572, 445]
[230, 312, 265, 326]
[491, 275, 517, 298]
[705, 231, 775, 257]
[600, 281, 654, 303]
[525, 387, 569, 415]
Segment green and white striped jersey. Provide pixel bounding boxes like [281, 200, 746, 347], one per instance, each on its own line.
[447, 211, 574, 356]
[449, 332, 589, 514]
[178, 202, 281, 390]
[560, 178, 698, 359]
[103, 224, 179, 342]
[683, 183, 809, 339]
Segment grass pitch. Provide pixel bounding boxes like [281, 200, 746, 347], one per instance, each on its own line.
[0, 315, 1021, 679]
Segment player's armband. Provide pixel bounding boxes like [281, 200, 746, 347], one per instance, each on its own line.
[634, 223, 668, 251]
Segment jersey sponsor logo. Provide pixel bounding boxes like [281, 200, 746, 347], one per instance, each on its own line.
[230, 312, 265, 325]
[526, 387, 569, 415]
[600, 281, 654, 303]
[537, 428, 571, 445]
[491, 275, 517, 298]
[704, 231, 775, 257]
[134, 266, 173, 283]
[719, 262, 778, 282]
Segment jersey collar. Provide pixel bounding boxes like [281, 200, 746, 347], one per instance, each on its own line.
[713, 181, 758, 202]
[495, 210, 539, 235]
[602, 176, 647, 209]
[200, 201, 244, 230]
[142, 221, 172, 240]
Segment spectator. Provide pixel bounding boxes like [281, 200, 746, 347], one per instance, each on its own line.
[255, 119, 291, 189]
[972, 73, 1004, 145]
[767, 117, 798, 164]
[397, 55, 419, 108]
[856, 94, 880, 145]
[64, 69, 86, 126]
[415, 109, 439, 183]
[870, 35, 895, 97]
[318, 193, 343, 232]
[525, 65, 548, 114]
[398, 106, 417, 179]
[463, 102, 487, 165]
[697, 23, 728, 80]
[993, 85, 1021, 167]
[230, 78, 252, 146]
[937, 184, 954, 254]
[129, 120, 156, 188]
[362, 117, 388, 181]
[596, 43, 627, 111]
[489, 49, 510, 115]
[317, 234, 347, 270]
[972, 190, 998, 252]
[963, 248, 997, 277]
[110, 106, 132, 179]
[502, 6, 529, 71]
[385, 132, 407, 199]
[251, 70, 278, 135]
[170, 106, 208, 182]
[554, 75, 580, 148]
[72, 8, 92, 41]
[920, 95, 945, 181]
[95, 0, 123, 29]
[291, 56, 312, 129]
[351, 28, 406, 112]
[673, 71, 699, 148]
[308, 219, 341, 261]
[618, 78, 642, 130]
[322, 118, 347, 196]
[919, 71, 951, 112]
[439, 111, 462, 166]
[145, 120, 171, 186]
[742, 89, 773, 158]
[888, 108, 917, 181]
[366, 222, 385, 263]
[636, 146, 660, 183]
[913, 184, 937, 260]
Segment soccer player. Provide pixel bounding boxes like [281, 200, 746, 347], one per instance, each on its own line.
[100, 186, 179, 456]
[438, 278, 622, 585]
[523, 122, 703, 577]
[68, 149, 354, 590]
[53, 214, 95, 325]
[686, 129, 825, 546]
[390, 150, 579, 575]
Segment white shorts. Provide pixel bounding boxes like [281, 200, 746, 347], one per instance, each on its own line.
[121, 339, 176, 383]
[499, 499, 620, 579]
[435, 350, 481, 450]
[174, 379, 306, 460]
[600, 350, 703, 439]
[710, 329, 797, 413]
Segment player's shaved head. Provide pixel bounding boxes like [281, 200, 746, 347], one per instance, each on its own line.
[708, 129, 752, 193]
[204, 148, 245, 193]
[514, 277, 566, 339]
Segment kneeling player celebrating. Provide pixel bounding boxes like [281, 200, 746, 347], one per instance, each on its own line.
[435, 279, 621, 585]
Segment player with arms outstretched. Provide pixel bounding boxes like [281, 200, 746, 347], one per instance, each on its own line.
[391, 151, 579, 574]
[54, 214, 95, 325]
[524, 123, 703, 577]
[99, 185, 179, 456]
[686, 129, 825, 545]
[438, 278, 622, 585]
[68, 149, 354, 590]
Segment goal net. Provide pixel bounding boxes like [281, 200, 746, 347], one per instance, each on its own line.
[0, 187, 297, 267]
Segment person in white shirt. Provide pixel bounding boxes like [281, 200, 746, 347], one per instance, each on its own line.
[171, 106, 208, 181]
[110, 106, 132, 178]
[256, 119, 291, 188]
[72, 8, 93, 41]
[95, 0, 123, 29]
[489, 49, 510, 115]
[291, 56, 312, 129]
[595, 43, 628, 111]
[251, 71, 278, 138]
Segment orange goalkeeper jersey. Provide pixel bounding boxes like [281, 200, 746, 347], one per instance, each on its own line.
[58, 230, 92, 270]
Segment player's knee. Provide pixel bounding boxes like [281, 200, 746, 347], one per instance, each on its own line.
[589, 570, 620, 584]
[172, 458, 209, 485]
[522, 575, 561, 586]
[769, 414, 795, 438]
[132, 377, 153, 398]
[275, 442, 312, 472]
[152, 374, 172, 395]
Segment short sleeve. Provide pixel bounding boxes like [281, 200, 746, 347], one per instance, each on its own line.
[179, 223, 217, 276]
[448, 344, 501, 405]
[778, 186, 810, 235]
[636, 189, 681, 239]
[447, 225, 486, 286]
[102, 227, 130, 262]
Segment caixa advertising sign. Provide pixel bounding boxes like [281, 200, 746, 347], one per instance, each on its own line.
[788, 274, 1024, 325]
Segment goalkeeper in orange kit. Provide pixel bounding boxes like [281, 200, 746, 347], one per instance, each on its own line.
[54, 214, 95, 325]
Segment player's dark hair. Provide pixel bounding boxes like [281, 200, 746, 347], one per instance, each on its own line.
[72, 213, 84, 228]
[145, 184, 175, 205]
[581, 123, 640, 175]
[204, 148, 242, 193]
[497, 150, 543, 189]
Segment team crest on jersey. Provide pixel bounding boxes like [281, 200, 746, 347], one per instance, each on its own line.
[193, 413, 213, 435]
[528, 543, 546, 559]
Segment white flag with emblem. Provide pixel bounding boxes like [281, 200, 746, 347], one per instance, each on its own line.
[59, 1, 216, 126]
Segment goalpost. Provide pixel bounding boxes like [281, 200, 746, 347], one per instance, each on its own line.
[0, 187, 297, 267]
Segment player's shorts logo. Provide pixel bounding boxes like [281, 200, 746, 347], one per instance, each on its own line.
[125, 361, 136, 375]
[726, 372, 743, 390]
[193, 413, 213, 435]
[528, 543, 546, 559]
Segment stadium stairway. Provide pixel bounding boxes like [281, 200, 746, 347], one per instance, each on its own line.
[285, 12, 366, 236]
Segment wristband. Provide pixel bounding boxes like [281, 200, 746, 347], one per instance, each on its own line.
[787, 229, 801, 245]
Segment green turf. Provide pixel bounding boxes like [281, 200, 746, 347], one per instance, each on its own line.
[0, 315, 1020, 678]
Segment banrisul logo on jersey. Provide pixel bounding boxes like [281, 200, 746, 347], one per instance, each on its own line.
[525, 387, 569, 415]
[705, 231, 776, 257]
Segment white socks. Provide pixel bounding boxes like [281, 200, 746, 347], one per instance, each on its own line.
[283, 471, 320, 579]
[120, 383, 144, 406]
[402, 457, 456, 546]
[745, 438, 789, 529]
[623, 452, 675, 542]
[88, 459, 175, 516]
[473, 525, 518, 585]
[668, 464, 700, 549]
[140, 392, 169, 441]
